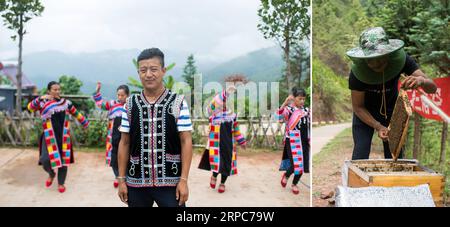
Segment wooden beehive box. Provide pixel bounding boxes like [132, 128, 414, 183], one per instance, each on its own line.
[346, 159, 445, 206]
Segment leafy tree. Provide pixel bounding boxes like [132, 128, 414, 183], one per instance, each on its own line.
[313, 0, 372, 76]
[275, 41, 311, 108]
[182, 54, 197, 91]
[291, 43, 310, 87]
[1, 0, 44, 113]
[181, 54, 199, 108]
[374, 0, 427, 48]
[360, 0, 386, 17]
[0, 67, 12, 86]
[361, 0, 448, 75]
[408, 0, 449, 75]
[285, 39, 311, 105]
[59, 75, 83, 95]
[258, 0, 310, 92]
[0, 0, 6, 11]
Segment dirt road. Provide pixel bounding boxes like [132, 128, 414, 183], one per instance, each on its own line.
[0, 148, 310, 207]
[311, 123, 352, 156]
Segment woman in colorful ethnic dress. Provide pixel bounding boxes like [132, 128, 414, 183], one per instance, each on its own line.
[198, 82, 247, 194]
[28, 81, 89, 193]
[277, 87, 310, 195]
[93, 82, 129, 188]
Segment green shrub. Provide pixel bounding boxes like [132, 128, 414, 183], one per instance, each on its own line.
[72, 119, 108, 148]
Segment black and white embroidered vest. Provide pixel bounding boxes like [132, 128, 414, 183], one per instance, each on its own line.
[126, 89, 185, 187]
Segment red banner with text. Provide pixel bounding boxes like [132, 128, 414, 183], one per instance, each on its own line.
[403, 77, 450, 122]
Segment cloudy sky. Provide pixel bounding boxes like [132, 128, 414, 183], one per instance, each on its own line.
[0, 0, 276, 63]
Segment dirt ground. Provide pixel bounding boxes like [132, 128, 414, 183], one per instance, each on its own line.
[0, 148, 310, 207]
[312, 129, 384, 207]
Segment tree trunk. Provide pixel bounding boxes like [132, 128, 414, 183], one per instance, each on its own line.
[284, 40, 293, 92]
[284, 49, 292, 91]
[439, 122, 448, 166]
[297, 48, 302, 88]
[16, 15, 24, 125]
[413, 113, 422, 159]
[281, 18, 293, 92]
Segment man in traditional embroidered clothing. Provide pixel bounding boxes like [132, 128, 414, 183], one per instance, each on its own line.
[93, 83, 129, 188]
[278, 88, 310, 195]
[28, 81, 89, 193]
[117, 48, 193, 207]
[346, 27, 436, 160]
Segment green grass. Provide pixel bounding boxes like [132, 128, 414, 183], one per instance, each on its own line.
[312, 191, 322, 197]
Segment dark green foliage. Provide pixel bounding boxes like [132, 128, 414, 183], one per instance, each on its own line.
[258, 0, 311, 91]
[73, 120, 108, 148]
[313, 0, 372, 76]
[407, 0, 449, 75]
[58, 75, 95, 115]
[182, 54, 197, 91]
[1, 0, 44, 40]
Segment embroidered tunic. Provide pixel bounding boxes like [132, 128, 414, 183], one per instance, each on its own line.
[277, 105, 310, 175]
[93, 92, 126, 165]
[28, 97, 89, 169]
[120, 89, 192, 187]
[198, 91, 246, 176]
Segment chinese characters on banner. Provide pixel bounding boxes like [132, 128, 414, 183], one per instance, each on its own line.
[402, 77, 450, 122]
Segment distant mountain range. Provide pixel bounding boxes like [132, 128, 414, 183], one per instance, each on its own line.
[202, 46, 285, 84]
[11, 46, 284, 99]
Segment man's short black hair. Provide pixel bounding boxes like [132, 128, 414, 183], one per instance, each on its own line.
[292, 87, 307, 97]
[137, 48, 165, 68]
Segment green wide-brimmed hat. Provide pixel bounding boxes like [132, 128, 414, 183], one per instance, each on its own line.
[346, 27, 406, 85]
